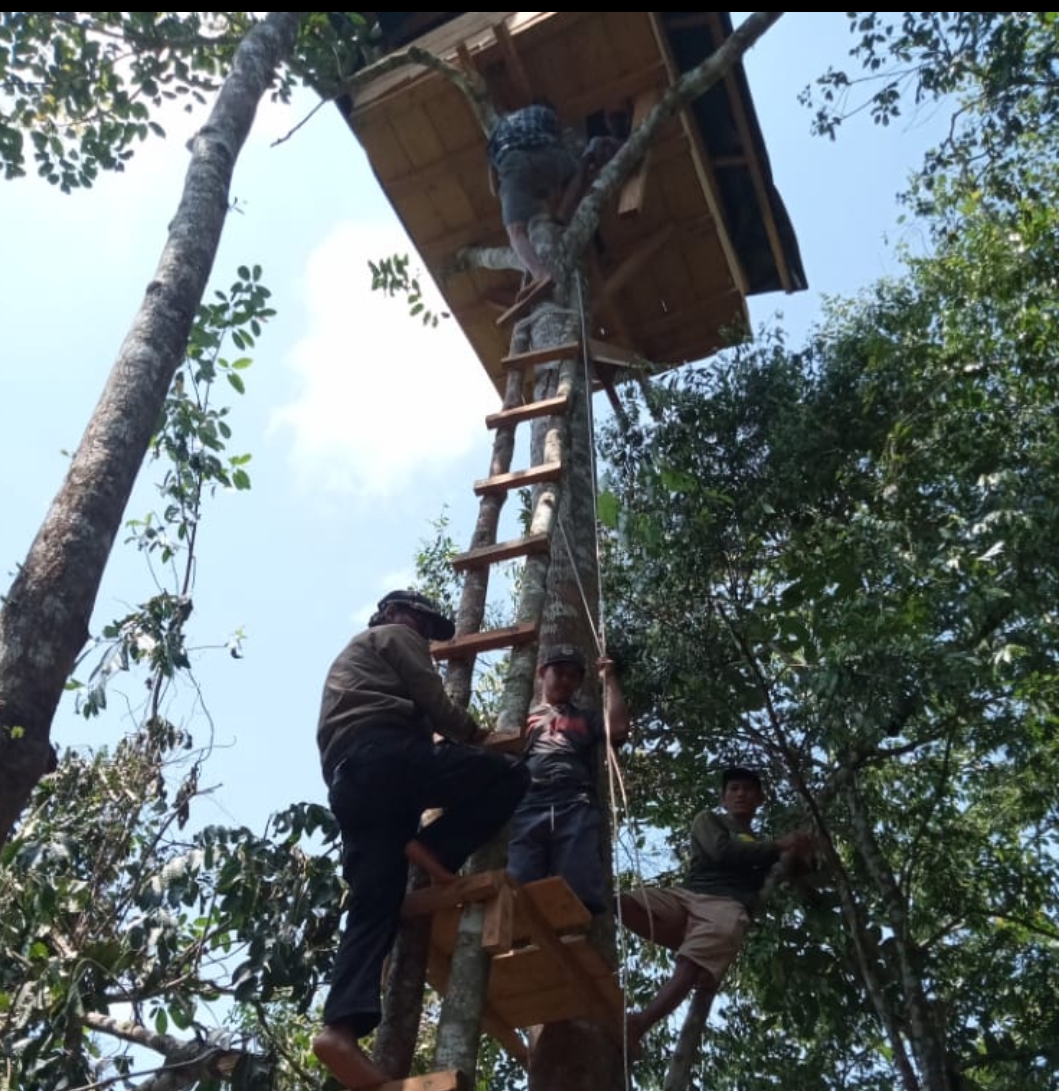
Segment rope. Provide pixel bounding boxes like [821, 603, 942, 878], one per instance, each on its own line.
[562, 275, 648, 1087]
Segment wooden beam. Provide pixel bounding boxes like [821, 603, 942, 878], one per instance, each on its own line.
[473, 462, 562, 497]
[597, 222, 676, 299]
[432, 622, 540, 660]
[501, 342, 581, 371]
[646, 13, 748, 297]
[618, 89, 660, 217]
[486, 393, 569, 429]
[482, 883, 516, 954]
[451, 533, 551, 572]
[704, 10, 795, 292]
[586, 338, 647, 370]
[493, 18, 534, 104]
[560, 61, 669, 128]
[402, 871, 509, 920]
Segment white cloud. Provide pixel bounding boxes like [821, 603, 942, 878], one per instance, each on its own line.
[272, 220, 497, 498]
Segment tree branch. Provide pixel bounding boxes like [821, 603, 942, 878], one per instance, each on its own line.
[347, 43, 496, 134]
[561, 11, 785, 266]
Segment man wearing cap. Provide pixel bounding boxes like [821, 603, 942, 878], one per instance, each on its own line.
[618, 766, 816, 1058]
[506, 644, 631, 915]
[313, 589, 530, 1089]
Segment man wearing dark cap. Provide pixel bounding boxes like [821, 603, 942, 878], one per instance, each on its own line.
[506, 644, 630, 914]
[313, 589, 530, 1089]
[618, 766, 816, 1058]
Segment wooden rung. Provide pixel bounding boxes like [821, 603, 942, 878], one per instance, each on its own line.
[451, 533, 550, 572]
[486, 393, 570, 429]
[402, 870, 509, 920]
[474, 463, 562, 496]
[495, 275, 553, 325]
[586, 338, 643, 369]
[480, 729, 524, 755]
[500, 342, 581, 371]
[377, 1071, 468, 1091]
[431, 622, 538, 660]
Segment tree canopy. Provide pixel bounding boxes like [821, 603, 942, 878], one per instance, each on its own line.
[4, 10, 1059, 1091]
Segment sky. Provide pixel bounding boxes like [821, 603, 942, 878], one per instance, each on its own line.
[0, 13, 949, 844]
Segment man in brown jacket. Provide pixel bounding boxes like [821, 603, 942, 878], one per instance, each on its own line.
[619, 766, 815, 1058]
[312, 589, 529, 1088]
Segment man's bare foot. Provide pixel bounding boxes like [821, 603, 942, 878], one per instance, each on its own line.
[405, 839, 457, 885]
[624, 1011, 648, 1062]
[312, 1024, 390, 1089]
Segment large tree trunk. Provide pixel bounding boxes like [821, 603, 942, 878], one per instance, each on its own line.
[0, 12, 302, 851]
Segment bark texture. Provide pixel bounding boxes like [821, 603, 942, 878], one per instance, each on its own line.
[0, 12, 302, 850]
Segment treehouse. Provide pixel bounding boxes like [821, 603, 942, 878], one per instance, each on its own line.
[342, 11, 806, 396]
[325, 14, 807, 1087]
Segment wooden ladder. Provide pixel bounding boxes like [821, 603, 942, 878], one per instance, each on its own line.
[428, 336, 585, 731]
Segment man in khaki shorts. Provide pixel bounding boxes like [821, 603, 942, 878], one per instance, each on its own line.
[619, 766, 815, 1057]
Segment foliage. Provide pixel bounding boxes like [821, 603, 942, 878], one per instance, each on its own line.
[370, 253, 449, 328]
[0, 11, 376, 191]
[803, 13, 1059, 213]
[67, 266, 275, 721]
[599, 170, 1059, 1089]
[0, 269, 351, 1090]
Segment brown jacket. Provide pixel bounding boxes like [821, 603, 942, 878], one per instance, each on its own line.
[317, 622, 477, 781]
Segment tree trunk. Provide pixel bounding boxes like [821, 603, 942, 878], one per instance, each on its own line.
[0, 12, 302, 851]
[663, 985, 714, 1091]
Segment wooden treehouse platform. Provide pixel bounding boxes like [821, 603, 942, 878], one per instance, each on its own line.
[344, 11, 806, 396]
[402, 870, 625, 1063]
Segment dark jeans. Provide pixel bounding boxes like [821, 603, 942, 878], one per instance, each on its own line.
[323, 725, 529, 1036]
[506, 797, 607, 915]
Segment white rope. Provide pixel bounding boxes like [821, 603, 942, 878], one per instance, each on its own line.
[569, 276, 648, 1087]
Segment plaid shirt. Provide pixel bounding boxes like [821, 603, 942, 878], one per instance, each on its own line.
[487, 104, 562, 167]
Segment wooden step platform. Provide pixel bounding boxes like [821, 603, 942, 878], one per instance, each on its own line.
[405, 871, 625, 1052]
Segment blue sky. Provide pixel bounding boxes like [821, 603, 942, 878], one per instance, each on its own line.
[0, 14, 948, 842]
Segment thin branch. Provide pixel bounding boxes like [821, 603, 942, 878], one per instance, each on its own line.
[563, 11, 785, 264]
[270, 93, 333, 147]
[347, 42, 496, 133]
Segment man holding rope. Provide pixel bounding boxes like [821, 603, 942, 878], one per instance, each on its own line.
[506, 644, 630, 914]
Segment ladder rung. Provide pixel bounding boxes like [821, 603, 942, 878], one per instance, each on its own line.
[500, 342, 581, 371]
[495, 275, 554, 325]
[431, 622, 538, 660]
[451, 533, 550, 572]
[486, 393, 570, 429]
[474, 463, 561, 496]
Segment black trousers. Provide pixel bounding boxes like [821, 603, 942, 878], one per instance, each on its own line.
[323, 725, 529, 1036]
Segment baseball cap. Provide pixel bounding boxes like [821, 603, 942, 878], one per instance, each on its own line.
[540, 644, 587, 672]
